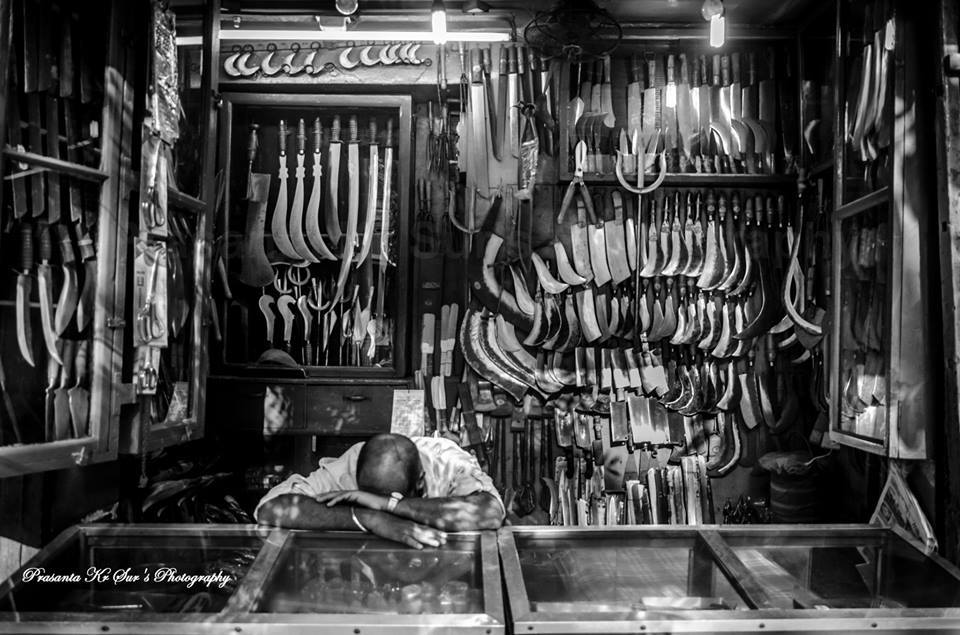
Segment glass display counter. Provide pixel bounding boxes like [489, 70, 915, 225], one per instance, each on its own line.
[499, 525, 960, 633]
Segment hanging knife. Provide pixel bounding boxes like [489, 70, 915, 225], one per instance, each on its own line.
[277, 295, 296, 356]
[355, 119, 379, 267]
[259, 294, 276, 350]
[304, 118, 336, 261]
[16, 223, 35, 366]
[742, 51, 764, 175]
[590, 58, 602, 113]
[37, 224, 63, 365]
[496, 44, 509, 156]
[26, 89, 45, 218]
[601, 54, 614, 127]
[758, 48, 778, 174]
[380, 119, 395, 267]
[53, 339, 76, 440]
[271, 120, 301, 260]
[7, 46, 28, 219]
[239, 126, 276, 287]
[481, 47, 501, 161]
[297, 295, 314, 365]
[626, 55, 642, 156]
[44, 352, 60, 442]
[45, 94, 62, 223]
[54, 224, 78, 335]
[75, 220, 97, 331]
[507, 45, 521, 158]
[538, 53, 556, 157]
[326, 115, 344, 246]
[469, 49, 491, 195]
[289, 119, 320, 262]
[329, 116, 361, 308]
[68, 339, 90, 437]
[677, 53, 696, 172]
[642, 55, 658, 154]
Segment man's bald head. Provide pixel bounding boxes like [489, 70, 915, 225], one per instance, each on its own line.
[356, 434, 423, 497]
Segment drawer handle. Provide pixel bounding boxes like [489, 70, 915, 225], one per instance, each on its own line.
[343, 394, 369, 402]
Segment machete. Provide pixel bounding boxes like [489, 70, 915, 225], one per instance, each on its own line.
[626, 55, 641, 156]
[663, 54, 678, 167]
[496, 44, 509, 157]
[380, 119, 395, 267]
[37, 224, 62, 365]
[676, 53, 696, 172]
[270, 120, 301, 260]
[481, 47, 501, 161]
[567, 58, 583, 154]
[45, 94, 62, 223]
[326, 115, 344, 245]
[758, 48, 778, 174]
[305, 117, 337, 261]
[277, 295, 296, 355]
[355, 119, 380, 267]
[288, 119, 320, 262]
[329, 116, 362, 308]
[239, 169, 275, 288]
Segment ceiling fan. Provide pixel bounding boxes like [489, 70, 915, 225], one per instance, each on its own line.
[522, 0, 622, 61]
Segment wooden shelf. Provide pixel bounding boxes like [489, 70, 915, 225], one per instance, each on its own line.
[836, 186, 890, 219]
[3, 146, 109, 183]
[558, 172, 798, 187]
[167, 188, 206, 214]
[806, 158, 835, 180]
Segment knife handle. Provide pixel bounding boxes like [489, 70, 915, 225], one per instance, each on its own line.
[731, 52, 741, 85]
[766, 47, 776, 80]
[278, 119, 287, 154]
[646, 56, 656, 88]
[699, 55, 709, 88]
[59, 339, 76, 387]
[744, 194, 754, 226]
[247, 123, 260, 167]
[56, 223, 75, 264]
[731, 191, 742, 219]
[38, 223, 52, 263]
[481, 46, 492, 73]
[331, 115, 341, 143]
[718, 192, 727, 222]
[706, 190, 717, 219]
[602, 54, 611, 83]
[386, 118, 394, 147]
[297, 119, 306, 155]
[77, 233, 96, 262]
[312, 117, 322, 152]
[498, 44, 508, 75]
[712, 54, 721, 85]
[678, 53, 688, 84]
[748, 51, 757, 86]
[507, 44, 518, 75]
[20, 222, 34, 272]
[777, 194, 787, 228]
[348, 115, 358, 142]
[755, 194, 765, 227]
[765, 195, 776, 228]
[517, 45, 527, 76]
[666, 54, 675, 84]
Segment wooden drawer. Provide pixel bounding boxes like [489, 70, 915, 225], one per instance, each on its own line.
[303, 385, 398, 435]
[208, 380, 306, 432]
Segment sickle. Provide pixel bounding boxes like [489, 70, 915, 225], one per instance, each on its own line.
[509, 266, 537, 316]
[638, 197, 664, 277]
[729, 198, 755, 295]
[378, 44, 394, 65]
[522, 289, 548, 347]
[670, 286, 689, 345]
[711, 299, 733, 358]
[461, 309, 528, 402]
[554, 242, 587, 287]
[398, 42, 415, 64]
[359, 45, 379, 67]
[659, 278, 677, 337]
[338, 46, 361, 70]
[575, 287, 603, 343]
[534, 352, 565, 394]
[647, 279, 665, 341]
[607, 295, 621, 336]
[715, 361, 740, 411]
[495, 313, 525, 353]
[384, 43, 403, 65]
[543, 295, 568, 350]
[557, 294, 582, 352]
[718, 198, 743, 292]
[283, 45, 310, 75]
[682, 192, 704, 277]
[235, 48, 261, 77]
[552, 352, 577, 385]
[260, 44, 285, 76]
[531, 252, 569, 295]
[636, 279, 650, 335]
[223, 46, 243, 77]
[696, 192, 725, 289]
[408, 43, 424, 65]
[483, 312, 547, 398]
[660, 198, 684, 276]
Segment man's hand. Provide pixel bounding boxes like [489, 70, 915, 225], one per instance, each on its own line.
[358, 508, 448, 550]
[316, 490, 389, 511]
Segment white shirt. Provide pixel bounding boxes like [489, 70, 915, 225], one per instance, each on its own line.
[255, 436, 503, 519]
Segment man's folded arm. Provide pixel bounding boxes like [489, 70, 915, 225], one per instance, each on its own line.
[391, 491, 505, 531]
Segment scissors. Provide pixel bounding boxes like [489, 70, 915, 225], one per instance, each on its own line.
[137, 245, 166, 344]
[137, 363, 159, 393]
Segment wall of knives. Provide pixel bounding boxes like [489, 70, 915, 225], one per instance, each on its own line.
[0, 0, 107, 449]
[219, 103, 405, 373]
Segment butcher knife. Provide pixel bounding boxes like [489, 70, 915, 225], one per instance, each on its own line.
[270, 120, 301, 260]
[698, 55, 713, 172]
[326, 115, 344, 245]
[68, 339, 90, 437]
[676, 53, 696, 172]
[238, 127, 275, 288]
[288, 119, 320, 262]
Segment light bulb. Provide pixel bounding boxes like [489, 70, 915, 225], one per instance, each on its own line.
[432, 0, 447, 45]
[710, 14, 725, 48]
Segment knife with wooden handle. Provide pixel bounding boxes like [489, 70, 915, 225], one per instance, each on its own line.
[277, 295, 296, 356]
[16, 223, 35, 366]
[482, 47, 501, 161]
[271, 120, 301, 260]
[289, 118, 319, 262]
[37, 224, 62, 365]
[329, 116, 361, 308]
[54, 224, 78, 335]
[677, 53, 696, 172]
[304, 118, 336, 261]
[239, 125, 275, 288]
[325, 115, 344, 246]
[53, 339, 76, 440]
[45, 94, 62, 223]
[355, 119, 379, 267]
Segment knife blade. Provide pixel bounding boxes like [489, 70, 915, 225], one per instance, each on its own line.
[277, 295, 296, 355]
[642, 55, 658, 154]
[53, 339, 76, 440]
[481, 47, 501, 161]
[601, 54, 614, 127]
[590, 58, 602, 113]
[605, 190, 631, 286]
[271, 119, 301, 260]
[663, 54, 678, 164]
[239, 126, 275, 287]
[779, 50, 798, 174]
[54, 224, 78, 335]
[469, 49, 491, 195]
[289, 118, 320, 262]
[626, 54, 642, 155]
[567, 58, 583, 154]
[7, 46, 28, 219]
[330, 116, 362, 308]
[297, 295, 313, 365]
[37, 224, 62, 365]
[45, 94, 62, 223]
[326, 115, 344, 246]
[742, 51, 763, 169]
[355, 119, 380, 267]
[676, 53, 696, 172]
[589, 193, 612, 288]
[538, 53, 556, 156]
[16, 223, 35, 366]
[496, 44, 509, 156]
[713, 54, 733, 173]
[507, 45, 521, 158]
[44, 348, 60, 441]
[729, 52, 752, 172]
[26, 92, 45, 218]
[75, 220, 97, 331]
[303, 118, 337, 261]
[380, 118, 395, 268]
[67, 339, 90, 437]
[758, 47, 778, 174]
[698, 55, 713, 172]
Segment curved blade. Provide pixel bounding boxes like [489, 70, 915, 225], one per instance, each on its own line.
[326, 137, 344, 245]
[16, 275, 35, 366]
[239, 173, 276, 287]
[54, 265, 78, 335]
[271, 152, 300, 260]
[304, 151, 336, 261]
[289, 151, 319, 262]
[355, 143, 379, 267]
[37, 265, 62, 365]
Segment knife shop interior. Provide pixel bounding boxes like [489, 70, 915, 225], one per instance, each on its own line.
[1, 0, 960, 632]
